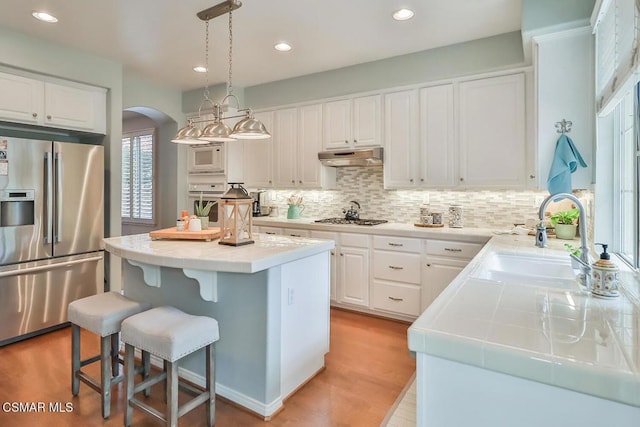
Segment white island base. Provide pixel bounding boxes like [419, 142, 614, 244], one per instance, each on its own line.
[106, 234, 332, 419]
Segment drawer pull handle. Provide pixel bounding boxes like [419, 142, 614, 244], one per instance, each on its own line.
[265, 232, 276, 235]
[388, 242, 403, 247]
[444, 248, 462, 252]
[388, 296, 404, 302]
[290, 234, 301, 237]
[388, 265, 404, 270]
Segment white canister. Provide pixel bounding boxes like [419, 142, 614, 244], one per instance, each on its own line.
[448, 205, 463, 228]
[421, 215, 434, 225]
[189, 217, 202, 232]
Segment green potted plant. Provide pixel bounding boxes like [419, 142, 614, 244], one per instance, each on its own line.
[550, 208, 579, 240]
[195, 192, 216, 230]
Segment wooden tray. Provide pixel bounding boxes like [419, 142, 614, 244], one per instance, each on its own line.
[149, 227, 221, 241]
[414, 223, 445, 228]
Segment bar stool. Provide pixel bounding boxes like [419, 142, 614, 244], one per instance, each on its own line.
[67, 291, 152, 419]
[121, 306, 219, 427]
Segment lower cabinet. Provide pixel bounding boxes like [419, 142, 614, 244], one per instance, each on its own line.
[309, 230, 338, 302]
[337, 233, 370, 307]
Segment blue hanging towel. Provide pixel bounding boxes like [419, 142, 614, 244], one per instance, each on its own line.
[546, 134, 587, 195]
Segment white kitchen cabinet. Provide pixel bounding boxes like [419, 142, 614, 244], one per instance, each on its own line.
[256, 226, 282, 235]
[297, 104, 336, 188]
[0, 72, 43, 125]
[272, 108, 298, 187]
[323, 95, 381, 149]
[420, 84, 456, 187]
[534, 27, 594, 190]
[422, 239, 482, 310]
[310, 230, 338, 301]
[383, 90, 419, 188]
[458, 73, 526, 187]
[0, 71, 106, 134]
[282, 228, 309, 238]
[243, 111, 274, 188]
[336, 233, 370, 307]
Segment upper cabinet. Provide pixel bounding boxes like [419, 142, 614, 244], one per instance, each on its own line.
[323, 94, 381, 150]
[0, 70, 106, 135]
[458, 73, 526, 187]
[384, 73, 527, 190]
[534, 28, 594, 190]
[243, 105, 335, 190]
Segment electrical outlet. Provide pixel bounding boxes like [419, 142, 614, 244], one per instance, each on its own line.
[422, 192, 430, 205]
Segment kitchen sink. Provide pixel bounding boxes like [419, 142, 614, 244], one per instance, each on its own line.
[471, 252, 580, 289]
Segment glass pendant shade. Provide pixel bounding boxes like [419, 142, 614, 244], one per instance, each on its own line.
[231, 114, 272, 139]
[201, 119, 235, 142]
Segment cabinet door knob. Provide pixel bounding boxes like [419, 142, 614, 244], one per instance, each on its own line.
[529, 174, 535, 179]
[330, 251, 335, 256]
[344, 140, 349, 144]
[410, 179, 414, 183]
[47, 115, 52, 120]
[340, 253, 344, 256]
[291, 180, 295, 184]
[420, 178, 424, 182]
[426, 263, 431, 267]
[32, 112, 38, 118]
[459, 177, 464, 182]
[353, 139, 357, 143]
[269, 180, 272, 184]
[299, 180, 302, 184]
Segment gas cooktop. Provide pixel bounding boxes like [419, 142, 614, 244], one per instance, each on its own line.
[314, 218, 388, 226]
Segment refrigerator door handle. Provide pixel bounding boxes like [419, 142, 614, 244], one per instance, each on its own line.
[0, 255, 103, 279]
[43, 152, 53, 244]
[54, 152, 62, 243]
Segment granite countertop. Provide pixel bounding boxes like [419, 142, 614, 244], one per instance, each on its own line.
[103, 233, 335, 273]
[408, 234, 640, 407]
[253, 216, 493, 244]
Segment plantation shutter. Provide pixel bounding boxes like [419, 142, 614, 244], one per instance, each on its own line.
[121, 137, 131, 218]
[593, 0, 640, 115]
[122, 131, 154, 221]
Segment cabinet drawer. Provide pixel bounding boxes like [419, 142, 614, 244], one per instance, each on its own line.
[373, 250, 420, 284]
[373, 236, 421, 253]
[259, 226, 283, 235]
[340, 233, 370, 248]
[372, 282, 421, 316]
[425, 240, 482, 259]
[283, 228, 309, 238]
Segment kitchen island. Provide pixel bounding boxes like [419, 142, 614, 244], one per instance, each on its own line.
[409, 235, 640, 427]
[103, 232, 334, 419]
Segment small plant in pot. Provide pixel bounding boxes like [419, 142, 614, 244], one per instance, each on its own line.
[550, 208, 579, 240]
[195, 192, 216, 230]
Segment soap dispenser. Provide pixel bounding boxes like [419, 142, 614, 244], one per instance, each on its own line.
[591, 243, 620, 298]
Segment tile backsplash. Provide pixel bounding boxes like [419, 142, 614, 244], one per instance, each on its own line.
[259, 167, 592, 230]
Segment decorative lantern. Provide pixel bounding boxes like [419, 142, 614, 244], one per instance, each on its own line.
[218, 183, 254, 246]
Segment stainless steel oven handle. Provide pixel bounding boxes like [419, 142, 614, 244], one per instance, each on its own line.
[0, 255, 103, 278]
[43, 152, 53, 244]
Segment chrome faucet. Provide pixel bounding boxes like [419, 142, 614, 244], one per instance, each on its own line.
[536, 193, 591, 289]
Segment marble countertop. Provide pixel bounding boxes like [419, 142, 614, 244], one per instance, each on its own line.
[408, 234, 640, 407]
[103, 233, 335, 273]
[253, 216, 493, 244]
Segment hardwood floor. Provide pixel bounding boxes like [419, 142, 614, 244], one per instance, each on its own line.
[0, 308, 415, 426]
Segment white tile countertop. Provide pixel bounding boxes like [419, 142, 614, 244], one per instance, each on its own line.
[103, 233, 335, 273]
[408, 234, 640, 407]
[253, 216, 493, 243]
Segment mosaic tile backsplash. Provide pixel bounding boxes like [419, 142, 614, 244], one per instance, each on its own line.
[258, 167, 594, 231]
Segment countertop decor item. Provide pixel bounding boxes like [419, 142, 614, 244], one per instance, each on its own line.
[448, 205, 463, 228]
[550, 207, 579, 240]
[546, 120, 587, 195]
[218, 183, 254, 246]
[414, 223, 444, 228]
[591, 243, 620, 298]
[149, 227, 221, 241]
[195, 191, 216, 229]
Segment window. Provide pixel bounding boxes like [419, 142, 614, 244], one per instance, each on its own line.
[613, 86, 639, 268]
[122, 129, 155, 223]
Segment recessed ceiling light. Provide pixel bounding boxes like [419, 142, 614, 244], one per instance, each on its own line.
[392, 8, 415, 21]
[274, 42, 292, 52]
[193, 66, 207, 73]
[32, 11, 58, 23]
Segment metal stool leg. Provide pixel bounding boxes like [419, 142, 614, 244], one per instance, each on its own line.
[124, 343, 135, 427]
[206, 344, 215, 427]
[166, 361, 179, 427]
[71, 324, 81, 396]
[100, 335, 111, 419]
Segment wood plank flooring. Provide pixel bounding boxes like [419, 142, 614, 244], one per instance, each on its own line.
[0, 308, 415, 426]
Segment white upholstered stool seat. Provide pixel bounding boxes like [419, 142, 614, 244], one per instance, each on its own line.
[121, 306, 219, 427]
[67, 291, 152, 419]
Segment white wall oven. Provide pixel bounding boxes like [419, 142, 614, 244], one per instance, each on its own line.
[188, 143, 225, 174]
[187, 178, 226, 227]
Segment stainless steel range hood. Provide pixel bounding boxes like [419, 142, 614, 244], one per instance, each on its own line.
[318, 147, 383, 167]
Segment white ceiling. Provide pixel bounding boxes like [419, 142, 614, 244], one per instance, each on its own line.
[0, 0, 522, 91]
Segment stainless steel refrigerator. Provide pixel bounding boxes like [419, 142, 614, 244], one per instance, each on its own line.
[0, 136, 104, 345]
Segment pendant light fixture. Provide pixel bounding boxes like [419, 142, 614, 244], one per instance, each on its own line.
[172, 0, 270, 145]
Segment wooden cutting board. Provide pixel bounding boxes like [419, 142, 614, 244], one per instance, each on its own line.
[149, 227, 221, 241]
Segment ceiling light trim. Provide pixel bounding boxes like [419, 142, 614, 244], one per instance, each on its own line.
[32, 11, 58, 23]
[392, 8, 415, 21]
